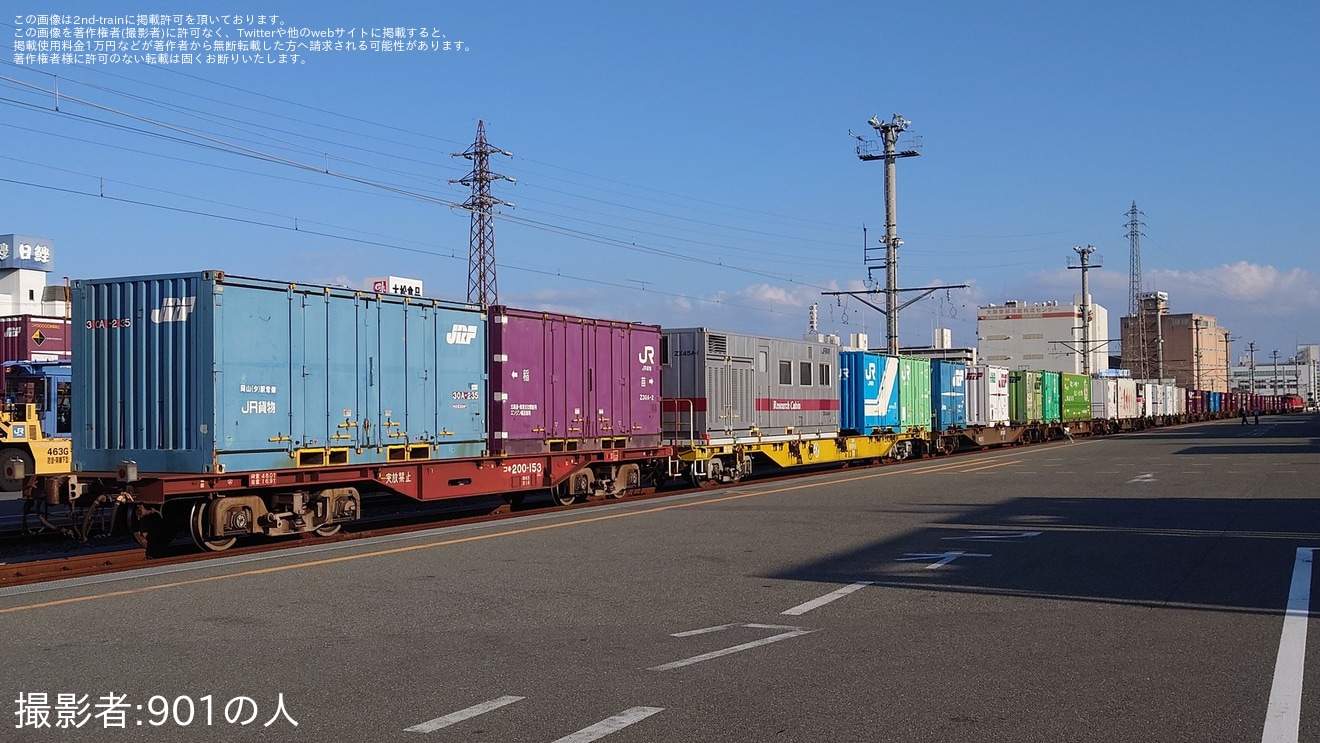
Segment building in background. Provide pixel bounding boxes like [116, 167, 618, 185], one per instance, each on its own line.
[0, 234, 71, 374]
[977, 297, 1108, 373]
[1119, 292, 1230, 392]
[0, 234, 69, 317]
[900, 327, 977, 365]
[1230, 344, 1319, 407]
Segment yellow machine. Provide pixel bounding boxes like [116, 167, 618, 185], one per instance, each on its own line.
[0, 361, 72, 491]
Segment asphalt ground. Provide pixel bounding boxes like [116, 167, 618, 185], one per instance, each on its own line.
[2, 414, 1318, 742]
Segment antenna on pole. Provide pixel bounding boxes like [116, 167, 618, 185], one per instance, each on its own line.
[1067, 246, 1102, 375]
[1248, 341, 1257, 394]
[451, 120, 515, 307]
[832, 114, 960, 354]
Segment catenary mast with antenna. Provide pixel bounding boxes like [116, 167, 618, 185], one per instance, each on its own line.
[825, 114, 964, 352]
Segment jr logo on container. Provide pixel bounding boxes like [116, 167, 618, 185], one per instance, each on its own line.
[150, 297, 197, 323]
[445, 324, 478, 345]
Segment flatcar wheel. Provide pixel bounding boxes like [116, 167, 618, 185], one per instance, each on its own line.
[189, 501, 237, 552]
[127, 505, 168, 550]
[698, 459, 723, 489]
[685, 467, 702, 489]
[313, 523, 342, 537]
[608, 465, 641, 499]
[551, 484, 578, 507]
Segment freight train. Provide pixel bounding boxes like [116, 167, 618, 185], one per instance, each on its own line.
[12, 270, 1289, 553]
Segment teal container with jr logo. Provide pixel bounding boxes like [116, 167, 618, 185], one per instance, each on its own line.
[71, 270, 488, 475]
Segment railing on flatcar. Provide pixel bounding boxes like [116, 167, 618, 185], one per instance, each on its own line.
[662, 398, 697, 447]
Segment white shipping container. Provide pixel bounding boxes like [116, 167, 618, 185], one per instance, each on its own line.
[1117, 378, 1139, 419]
[1137, 383, 1153, 417]
[1091, 378, 1117, 420]
[1131, 379, 1185, 420]
[966, 364, 1010, 426]
[1171, 385, 1184, 416]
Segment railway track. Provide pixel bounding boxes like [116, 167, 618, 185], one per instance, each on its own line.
[0, 484, 678, 589]
[9, 411, 1264, 591]
[0, 438, 1076, 590]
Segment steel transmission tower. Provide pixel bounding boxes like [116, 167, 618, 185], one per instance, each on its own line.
[1125, 202, 1147, 378]
[451, 120, 515, 306]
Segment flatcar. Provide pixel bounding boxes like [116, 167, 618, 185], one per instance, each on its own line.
[22, 271, 668, 551]
[15, 269, 1266, 553]
[659, 329, 928, 485]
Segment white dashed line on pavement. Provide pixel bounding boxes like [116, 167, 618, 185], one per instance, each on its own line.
[549, 707, 665, 743]
[781, 581, 873, 616]
[1261, 547, 1314, 743]
[405, 695, 525, 733]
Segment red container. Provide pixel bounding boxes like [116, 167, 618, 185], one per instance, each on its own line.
[487, 306, 662, 455]
[1185, 389, 1204, 415]
[0, 315, 71, 363]
[0, 315, 70, 393]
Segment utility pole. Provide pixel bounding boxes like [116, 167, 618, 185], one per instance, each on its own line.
[1192, 318, 1204, 391]
[1154, 295, 1164, 380]
[855, 114, 921, 354]
[1068, 245, 1100, 375]
[1248, 342, 1257, 394]
[1222, 332, 1237, 393]
[834, 117, 963, 352]
[1291, 351, 1299, 396]
[1269, 349, 1279, 395]
[451, 120, 515, 306]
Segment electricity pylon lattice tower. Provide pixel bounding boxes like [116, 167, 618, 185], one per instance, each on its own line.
[451, 120, 515, 306]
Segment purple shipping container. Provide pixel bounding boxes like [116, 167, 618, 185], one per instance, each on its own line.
[488, 306, 661, 455]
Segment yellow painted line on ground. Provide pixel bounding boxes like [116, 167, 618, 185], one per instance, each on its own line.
[0, 448, 1050, 616]
[955, 460, 1023, 474]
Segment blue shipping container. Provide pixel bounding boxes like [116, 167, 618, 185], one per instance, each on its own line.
[931, 360, 968, 430]
[1209, 391, 1221, 413]
[72, 271, 488, 475]
[839, 351, 900, 433]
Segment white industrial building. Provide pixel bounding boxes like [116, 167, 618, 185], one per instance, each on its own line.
[1230, 344, 1319, 407]
[900, 327, 978, 365]
[0, 234, 69, 316]
[977, 296, 1109, 374]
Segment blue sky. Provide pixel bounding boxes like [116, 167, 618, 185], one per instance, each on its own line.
[2, 1, 1317, 363]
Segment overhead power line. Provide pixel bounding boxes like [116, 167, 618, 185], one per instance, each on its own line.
[0, 172, 801, 318]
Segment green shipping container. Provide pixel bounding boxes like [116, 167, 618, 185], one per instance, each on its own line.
[1060, 372, 1092, 422]
[1009, 370, 1043, 424]
[899, 356, 932, 431]
[1041, 371, 1062, 423]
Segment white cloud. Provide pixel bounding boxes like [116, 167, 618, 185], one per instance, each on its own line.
[667, 295, 693, 312]
[315, 274, 358, 289]
[1146, 262, 1320, 312]
[999, 261, 1320, 354]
